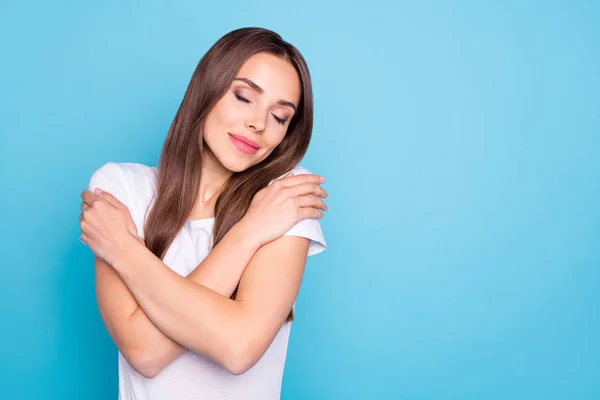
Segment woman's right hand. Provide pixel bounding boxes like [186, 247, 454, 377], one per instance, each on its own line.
[240, 172, 328, 247]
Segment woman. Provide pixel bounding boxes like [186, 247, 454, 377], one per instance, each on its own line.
[78, 27, 328, 399]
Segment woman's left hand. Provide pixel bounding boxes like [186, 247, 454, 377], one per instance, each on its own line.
[79, 189, 141, 265]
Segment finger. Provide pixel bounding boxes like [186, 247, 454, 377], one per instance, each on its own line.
[285, 182, 328, 199]
[295, 195, 328, 211]
[81, 190, 100, 207]
[97, 190, 136, 232]
[297, 207, 324, 221]
[93, 190, 136, 236]
[79, 218, 98, 237]
[96, 190, 125, 210]
[79, 232, 92, 245]
[80, 202, 90, 212]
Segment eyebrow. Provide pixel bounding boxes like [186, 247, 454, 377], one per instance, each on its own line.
[233, 77, 297, 113]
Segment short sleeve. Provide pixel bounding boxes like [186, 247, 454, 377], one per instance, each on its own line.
[88, 162, 149, 238]
[269, 166, 327, 257]
[285, 218, 327, 256]
[88, 162, 142, 233]
[88, 162, 129, 205]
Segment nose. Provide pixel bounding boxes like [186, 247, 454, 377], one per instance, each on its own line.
[245, 109, 266, 133]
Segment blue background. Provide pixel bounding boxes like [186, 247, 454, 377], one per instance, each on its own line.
[1, 1, 599, 399]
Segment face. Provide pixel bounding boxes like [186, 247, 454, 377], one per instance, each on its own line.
[202, 52, 302, 173]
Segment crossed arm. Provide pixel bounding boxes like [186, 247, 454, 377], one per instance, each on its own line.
[96, 220, 309, 378]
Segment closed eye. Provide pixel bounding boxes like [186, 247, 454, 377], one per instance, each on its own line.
[236, 94, 288, 126]
[272, 114, 286, 125]
[235, 94, 251, 104]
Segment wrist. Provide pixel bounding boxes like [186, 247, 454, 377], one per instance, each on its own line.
[111, 234, 146, 271]
[231, 219, 262, 252]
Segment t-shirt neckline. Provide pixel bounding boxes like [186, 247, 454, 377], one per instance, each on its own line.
[187, 217, 215, 228]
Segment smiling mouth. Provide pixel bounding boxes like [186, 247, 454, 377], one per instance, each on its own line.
[229, 133, 259, 148]
[229, 133, 259, 154]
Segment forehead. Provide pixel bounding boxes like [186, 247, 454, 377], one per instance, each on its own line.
[236, 52, 301, 105]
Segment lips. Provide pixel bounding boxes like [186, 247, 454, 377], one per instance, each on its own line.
[229, 133, 259, 154]
[229, 133, 259, 149]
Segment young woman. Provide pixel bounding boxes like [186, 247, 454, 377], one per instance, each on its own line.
[78, 27, 328, 399]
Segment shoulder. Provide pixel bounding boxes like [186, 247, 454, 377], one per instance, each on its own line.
[88, 162, 157, 235]
[288, 165, 312, 177]
[88, 162, 125, 193]
[88, 162, 157, 208]
[89, 162, 156, 190]
[268, 165, 327, 257]
[268, 165, 314, 186]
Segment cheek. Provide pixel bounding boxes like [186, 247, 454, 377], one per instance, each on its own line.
[203, 107, 229, 144]
[272, 132, 287, 148]
[260, 131, 287, 155]
[220, 95, 248, 124]
[205, 97, 242, 130]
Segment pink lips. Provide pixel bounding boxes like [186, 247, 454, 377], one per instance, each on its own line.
[229, 133, 259, 154]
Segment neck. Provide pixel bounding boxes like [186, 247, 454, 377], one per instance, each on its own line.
[190, 148, 232, 219]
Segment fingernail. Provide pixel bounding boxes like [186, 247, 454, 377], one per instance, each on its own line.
[95, 188, 103, 194]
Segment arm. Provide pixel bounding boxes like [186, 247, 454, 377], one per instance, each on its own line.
[96, 221, 260, 378]
[86, 167, 326, 376]
[112, 223, 310, 375]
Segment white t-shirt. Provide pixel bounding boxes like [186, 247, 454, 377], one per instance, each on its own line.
[87, 162, 326, 400]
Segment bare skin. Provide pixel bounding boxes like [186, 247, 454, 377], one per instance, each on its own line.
[79, 52, 328, 377]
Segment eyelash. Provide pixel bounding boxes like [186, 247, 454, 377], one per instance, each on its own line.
[235, 94, 287, 125]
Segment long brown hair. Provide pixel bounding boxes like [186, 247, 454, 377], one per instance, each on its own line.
[143, 27, 313, 323]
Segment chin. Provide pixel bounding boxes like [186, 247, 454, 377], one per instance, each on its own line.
[217, 152, 258, 173]
[206, 136, 274, 174]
